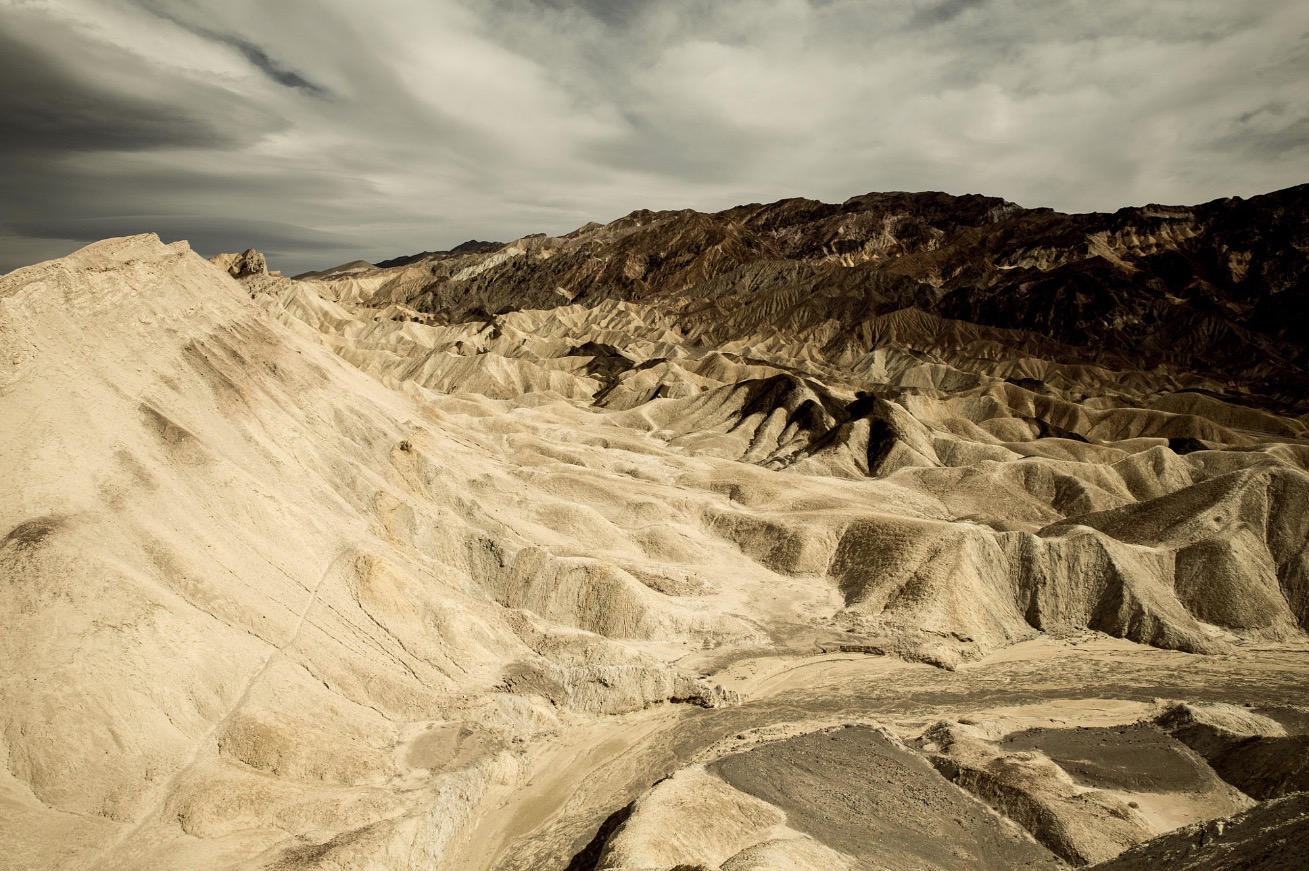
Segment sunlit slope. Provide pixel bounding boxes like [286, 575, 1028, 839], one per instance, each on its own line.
[0, 237, 741, 870]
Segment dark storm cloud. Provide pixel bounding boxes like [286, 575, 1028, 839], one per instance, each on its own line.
[0, 30, 237, 154]
[2, 0, 1307, 276]
[13, 215, 348, 256]
[0, 140, 364, 271]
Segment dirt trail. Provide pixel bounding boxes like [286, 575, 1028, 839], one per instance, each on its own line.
[88, 546, 357, 871]
[446, 706, 686, 871]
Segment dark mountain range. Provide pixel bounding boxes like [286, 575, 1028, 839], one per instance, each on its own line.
[348, 185, 1308, 412]
[374, 239, 507, 269]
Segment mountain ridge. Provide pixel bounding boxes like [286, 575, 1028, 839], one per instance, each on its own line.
[333, 183, 1308, 414]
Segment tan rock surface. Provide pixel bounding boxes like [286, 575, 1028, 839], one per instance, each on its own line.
[2, 197, 1307, 871]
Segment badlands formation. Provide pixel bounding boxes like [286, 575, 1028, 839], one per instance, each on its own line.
[2, 186, 1309, 870]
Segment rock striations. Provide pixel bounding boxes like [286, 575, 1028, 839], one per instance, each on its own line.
[1, 185, 1308, 871]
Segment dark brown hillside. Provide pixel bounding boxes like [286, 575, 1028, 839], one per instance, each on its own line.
[364, 183, 1309, 412]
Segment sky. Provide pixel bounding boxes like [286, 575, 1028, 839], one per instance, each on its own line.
[1, 0, 1307, 275]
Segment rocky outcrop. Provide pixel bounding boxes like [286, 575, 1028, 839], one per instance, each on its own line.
[923, 720, 1251, 866]
[210, 247, 268, 277]
[1157, 702, 1309, 799]
[1089, 793, 1309, 871]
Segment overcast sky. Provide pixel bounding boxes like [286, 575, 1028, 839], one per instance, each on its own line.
[2, 0, 1307, 274]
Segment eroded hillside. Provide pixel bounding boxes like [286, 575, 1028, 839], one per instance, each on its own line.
[2, 185, 1308, 871]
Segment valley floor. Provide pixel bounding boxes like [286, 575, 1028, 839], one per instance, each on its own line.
[454, 636, 1309, 870]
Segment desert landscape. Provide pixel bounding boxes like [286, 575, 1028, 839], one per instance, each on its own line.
[2, 186, 1307, 870]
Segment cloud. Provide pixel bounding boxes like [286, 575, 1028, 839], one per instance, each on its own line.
[176, 26, 330, 96]
[13, 214, 349, 256]
[0, 25, 268, 155]
[129, 0, 331, 96]
[909, 0, 989, 29]
[1, 0, 1307, 275]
